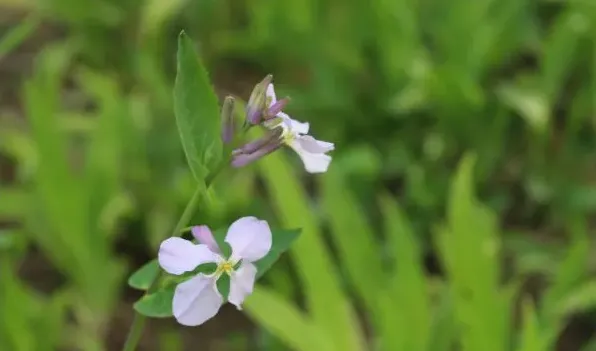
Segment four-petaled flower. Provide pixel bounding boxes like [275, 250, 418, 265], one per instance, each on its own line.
[263, 83, 335, 173]
[158, 216, 272, 326]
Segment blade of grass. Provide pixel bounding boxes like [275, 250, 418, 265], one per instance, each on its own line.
[257, 142, 365, 351]
[244, 286, 335, 351]
[320, 169, 384, 324]
[378, 192, 430, 351]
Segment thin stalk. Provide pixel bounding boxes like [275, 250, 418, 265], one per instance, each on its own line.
[122, 164, 225, 351]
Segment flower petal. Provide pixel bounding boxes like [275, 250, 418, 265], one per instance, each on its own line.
[266, 83, 277, 104]
[172, 274, 223, 326]
[288, 140, 332, 173]
[158, 238, 216, 275]
[279, 113, 309, 134]
[225, 217, 272, 262]
[191, 225, 221, 254]
[228, 262, 257, 310]
[296, 135, 334, 153]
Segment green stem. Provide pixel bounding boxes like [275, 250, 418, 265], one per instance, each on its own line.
[122, 164, 226, 351]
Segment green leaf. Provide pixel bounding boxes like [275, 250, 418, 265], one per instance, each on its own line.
[128, 260, 160, 290]
[216, 272, 230, 299]
[516, 297, 550, 351]
[320, 169, 384, 321]
[377, 193, 430, 351]
[0, 14, 40, 61]
[244, 286, 335, 351]
[255, 229, 301, 279]
[554, 280, 596, 318]
[210, 227, 302, 279]
[256, 134, 365, 351]
[174, 30, 222, 183]
[436, 153, 510, 351]
[133, 284, 176, 318]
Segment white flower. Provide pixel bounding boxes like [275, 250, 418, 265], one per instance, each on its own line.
[158, 217, 272, 326]
[264, 83, 335, 173]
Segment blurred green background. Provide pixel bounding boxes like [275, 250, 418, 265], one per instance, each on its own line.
[2, 0, 596, 350]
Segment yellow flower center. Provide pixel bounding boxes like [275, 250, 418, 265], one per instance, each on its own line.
[217, 260, 234, 276]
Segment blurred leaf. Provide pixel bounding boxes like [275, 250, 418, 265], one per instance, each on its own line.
[244, 286, 335, 351]
[0, 14, 40, 60]
[77, 68, 126, 236]
[516, 297, 549, 351]
[128, 260, 160, 291]
[543, 218, 589, 316]
[320, 169, 383, 318]
[0, 187, 29, 219]
[497, 81, 549, 135]
[436, 153, 510, 351]
[428, 285, 456, 351]
[377, 193, 430, 351]
[0, 259, 33, 351]
[140, 0, 188, 37]
[541, 9, 588, 100]
[257, 136, 365, 351]
[174, 31, 222, 183]
[134, 284, 176, 318]
[254, 229, 301, 279]
[581, 336, 596, 351]
[22, 42, 88, 276]
[554, 280, 596, 318]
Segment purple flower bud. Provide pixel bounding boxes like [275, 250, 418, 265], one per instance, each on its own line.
[220, 96, 235, 144]
[234, 128, 283, 155]
[265, 97, 290, 119]
[191, 225, 221, 254]
[231, 129, 283, 168]
[246, 74, 272, 125]
[232, 140, 282, 168]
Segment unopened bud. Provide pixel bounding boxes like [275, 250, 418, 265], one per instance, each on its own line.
[233, 128, 283, 155]
[221, 96, 235, 144]
[231, 128, 283, 168]
[246, 74, 273, 124]
[265, 97, 290, 119]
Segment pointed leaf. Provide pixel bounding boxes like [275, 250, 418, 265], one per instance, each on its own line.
[254, 229, 301, 279]
[174, 31, 222, 182]
[128, 260, 160, 290]
[133, 284, 176, 318]
[209, 227, 302, 279]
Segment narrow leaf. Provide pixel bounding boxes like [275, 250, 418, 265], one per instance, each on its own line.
[244, 286, 335, 351]
[378, 193, 430, 351]
[256, 130, 365, 351]
[516, 297, 549, 351]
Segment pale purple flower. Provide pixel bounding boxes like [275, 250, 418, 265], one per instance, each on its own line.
[264, 83, 334, 173]
[158, 217, 272, 326]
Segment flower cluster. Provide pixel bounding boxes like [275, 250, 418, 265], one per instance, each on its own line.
[227, 75, 335, 173]
[157, 77, 330, 328]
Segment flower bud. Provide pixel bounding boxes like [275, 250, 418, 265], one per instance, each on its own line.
[265, 97, 290, 119]
[220, 96, 235, 144]
[231, 128, 283, 167]
[245, 74, 272, 124]
[233, 127, 283, 155]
